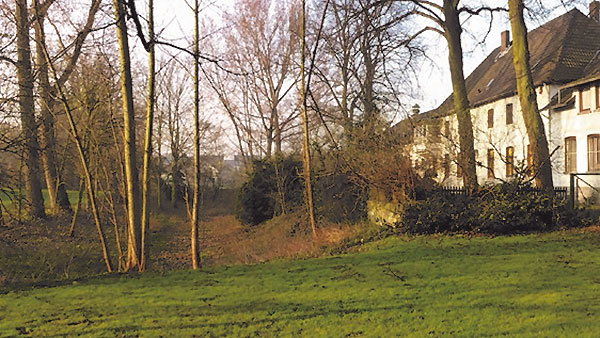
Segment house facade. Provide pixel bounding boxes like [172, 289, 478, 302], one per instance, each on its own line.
[408, 4, 600, 201]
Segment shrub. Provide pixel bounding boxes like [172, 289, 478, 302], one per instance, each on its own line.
[475, 183, 554, 234]
[401, 193, 476, 234]
[235, 157, 303, 226]
[401, 182, 593, 235]
[315, 173, 367, 223]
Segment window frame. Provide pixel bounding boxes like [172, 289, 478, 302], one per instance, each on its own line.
[564, 137, 577, 174]
[579, 88, 591, 113]
[487, 149, 495, 179]
[506, 146, 514, 177]
[506, 103, 513, 125]
[588, 134, 600, 172]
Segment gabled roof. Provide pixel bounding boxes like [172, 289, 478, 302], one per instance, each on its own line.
[422, 8, 600, 119]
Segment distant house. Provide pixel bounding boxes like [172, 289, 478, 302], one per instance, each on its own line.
[406, 3, 600, 198]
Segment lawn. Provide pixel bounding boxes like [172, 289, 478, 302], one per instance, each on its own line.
[0, 189, 85, 209]
[1, 230, 599, 337]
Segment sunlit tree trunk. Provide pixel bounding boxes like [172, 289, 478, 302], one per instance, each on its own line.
[442, 0, 478, 191]
[140, 0, 155, 271]
[68, 177, 84, 237]
[508, 0, 553, 191]
[191, 0, 201, 269]
[300, 0, 317, 238]
[15, 0, 45, 219]
[114, 0, 141, 270]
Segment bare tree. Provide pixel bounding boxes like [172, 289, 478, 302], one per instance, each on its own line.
[223, 0, 300, 158]
[140, 0, 156, 271]
[15, 0, 45, 219]
[32, 0, 101, 215]
[191, 0, 201, 269]
[37, 31, 113, 272]
[113, 0, 141, 271]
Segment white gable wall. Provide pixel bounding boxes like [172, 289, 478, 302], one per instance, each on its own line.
[551, 83, 600, 191]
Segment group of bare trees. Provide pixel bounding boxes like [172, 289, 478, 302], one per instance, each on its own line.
[0, 0, 570, 272]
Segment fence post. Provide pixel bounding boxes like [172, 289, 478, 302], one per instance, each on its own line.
[569, 174, 575, 210]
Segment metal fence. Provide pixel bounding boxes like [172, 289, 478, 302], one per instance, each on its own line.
[434, 186, 568, 200]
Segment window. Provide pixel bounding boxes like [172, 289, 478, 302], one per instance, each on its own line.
[588, 135, 600, 171]
[506, 103, 513, 124]
[596, 86, 600, 109]
[565, 137, 577, 173]
[487, 149, 495, 178]
[506, 146, 514, 177]
[579, 88, 591, 113]
[487, 109, 494, 128]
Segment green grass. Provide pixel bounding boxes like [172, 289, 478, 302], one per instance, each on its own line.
[1, 231, 600, 337]
[0, 189, 86, 209]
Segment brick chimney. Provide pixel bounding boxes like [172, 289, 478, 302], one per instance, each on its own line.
[500, 30, 510, 52]
[591, 1, 600, 23]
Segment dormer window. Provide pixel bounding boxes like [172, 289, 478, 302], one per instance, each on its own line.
[579, 87, 591, 113]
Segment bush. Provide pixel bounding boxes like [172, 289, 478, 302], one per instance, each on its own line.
[401, 182, 593, 235]
[401, 194, 476, 234]
[235, 157, 303, 226]
[315, 173, 367, 223]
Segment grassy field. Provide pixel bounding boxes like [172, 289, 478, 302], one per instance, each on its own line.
[0, 189, 85, 209]
[1, 230, 599, 337]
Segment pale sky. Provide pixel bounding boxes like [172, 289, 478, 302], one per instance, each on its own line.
[152, 0, 590, 114]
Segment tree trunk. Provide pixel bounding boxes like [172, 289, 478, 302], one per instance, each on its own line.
[508, 0, 554, 191]
[114, 0, 141, 271]
[443, 0, 478, 191]
[68, 177, 84, 237]
[156, 109, 163, 210]
[15, 0, 45, 219]
[191, 0, 201, 269]
[140, 0, 155, 271]
[33, 4, 72, 215]
[300, 0, 317, 238]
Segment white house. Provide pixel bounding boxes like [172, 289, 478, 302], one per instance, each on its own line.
[407, 4, 600, 202]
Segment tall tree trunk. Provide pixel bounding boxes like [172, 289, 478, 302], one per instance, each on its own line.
[68, 177, 84, 237]
[171, 161, 178, 209]
[508, 0, 553, 191]
[15, 0, 45, 219]
[140, 0, 155, 271]
[191, 0, 201, 269]
[156, 109, 163, 210]
[443, 0, 478, 191]
[33, 3, 72, 215]
[300, 0, 317, 238]
[114, 0, 141, 271]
